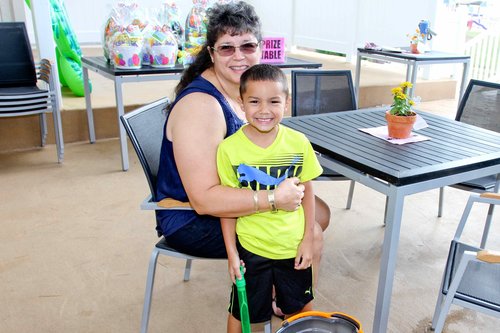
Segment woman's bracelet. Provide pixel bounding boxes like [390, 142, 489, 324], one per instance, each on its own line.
[267, 189, 278, 213]
[253, 190, 260, 213]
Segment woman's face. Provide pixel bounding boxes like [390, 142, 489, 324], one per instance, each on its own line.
[210, 32, 261, 85]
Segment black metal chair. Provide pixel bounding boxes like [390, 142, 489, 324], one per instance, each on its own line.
[291, 70, 357, 209]
[431, 192, 500, 333]
[0, 22, 63, 163]
[120, 98, 271, 333]
[438, 79, 500, 218]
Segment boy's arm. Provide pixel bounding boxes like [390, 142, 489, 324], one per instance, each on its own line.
[295, 181, 315, 270]
[221, 217, 242, 283]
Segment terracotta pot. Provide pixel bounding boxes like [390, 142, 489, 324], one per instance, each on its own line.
[410, 43, 420, 54]
[385, 111, 417, 139]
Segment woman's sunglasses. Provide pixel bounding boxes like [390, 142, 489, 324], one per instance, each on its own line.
[210, 42, 260, 56]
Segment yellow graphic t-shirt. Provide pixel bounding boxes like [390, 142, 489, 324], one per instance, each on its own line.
[216, 124, 322, 259]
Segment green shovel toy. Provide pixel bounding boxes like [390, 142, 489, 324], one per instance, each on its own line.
[235, 265, 251, 333]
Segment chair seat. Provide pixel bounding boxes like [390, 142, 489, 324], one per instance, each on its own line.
[155, 237, 223, 260]
[319, 165, 349, 179]
[456, 175, 498, 191]
[443, 241, 500, 312]
[0, 85, 47, 96]
[155, 237, 194, 255]
[0, 85, 51, 114]
[0, 21, 63, 163]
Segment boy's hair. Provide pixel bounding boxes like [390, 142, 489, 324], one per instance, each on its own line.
[240, 64, 289, 98]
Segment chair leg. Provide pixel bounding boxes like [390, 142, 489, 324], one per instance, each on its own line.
[483, 177, 500, 246]
[431, 260, 449, 331]
[183, 259, 193, 282]
[453, 195, 476, 240]
[52, 104, 64, 163]
[40, 113, 47, 146]
[141, 248, 160, 333]
[480, 202, 496, 248]
[438, 187, 444, 217]
[431, 253, 473, 333]
[264, 320, 272, 333]
[431, 282, 445, 331]
[345, 180, 355, 209]
[383, 196, 388, 226]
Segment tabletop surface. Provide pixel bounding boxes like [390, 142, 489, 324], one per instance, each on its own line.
[357, 47, 471, 61]
[282, 108, 500, 186]
[82, 56, 322, 76]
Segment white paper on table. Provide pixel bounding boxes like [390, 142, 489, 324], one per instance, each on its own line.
[413, 114, 429, 130]
[359, 126, 430, 145]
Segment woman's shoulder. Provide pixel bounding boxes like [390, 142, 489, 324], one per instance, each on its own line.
[174, 89, 223, 114]
[174, 75, 221, 105]
[184, 73, 218, 94]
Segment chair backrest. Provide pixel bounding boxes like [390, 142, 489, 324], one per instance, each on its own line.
[291, 70, 357, 117]
[456, 79, 500, 134]
[0, 22, 37, 88]
[120, 98, 169, 200]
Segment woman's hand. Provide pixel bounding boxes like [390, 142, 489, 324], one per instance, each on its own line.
[274, 177, 304, 212]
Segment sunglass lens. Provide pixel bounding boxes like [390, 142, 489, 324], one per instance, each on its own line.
[218, 45, 236, 56]
[215, 43, 259, 56]
[240, 43, 258, 54]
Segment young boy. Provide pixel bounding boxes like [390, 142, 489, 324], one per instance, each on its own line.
[216, 64, 323, 332]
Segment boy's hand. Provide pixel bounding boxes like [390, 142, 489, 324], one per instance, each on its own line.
[228, 255, 244, 283]
[294, 236, 313, 270]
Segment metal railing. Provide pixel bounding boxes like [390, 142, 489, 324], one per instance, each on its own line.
[464, 28, 500, 81]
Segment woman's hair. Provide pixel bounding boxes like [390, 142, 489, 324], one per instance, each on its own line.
[174, 1, 262, 96]
[239, 64, 289, 98]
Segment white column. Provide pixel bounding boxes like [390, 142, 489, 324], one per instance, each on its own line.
[29, 0, 62, 107]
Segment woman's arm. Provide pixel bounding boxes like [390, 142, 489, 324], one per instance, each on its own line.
[295, 181, 315, 270]
[168, 93, 303, 217]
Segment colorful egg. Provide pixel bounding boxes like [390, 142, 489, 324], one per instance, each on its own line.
[132, 54, 140, 66]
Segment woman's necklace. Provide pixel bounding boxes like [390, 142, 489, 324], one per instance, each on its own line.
[213, 70, 245, 120]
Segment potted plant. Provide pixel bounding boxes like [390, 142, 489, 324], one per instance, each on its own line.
[385, 81, 417, 139]
[407, 28, 424, 54]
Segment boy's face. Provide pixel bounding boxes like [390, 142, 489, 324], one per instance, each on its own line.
[240, 80, 288, 134]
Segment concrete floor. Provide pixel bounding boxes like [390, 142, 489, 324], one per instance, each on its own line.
[1, 49, 499, 333]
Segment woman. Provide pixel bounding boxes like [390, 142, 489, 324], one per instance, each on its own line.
[156, 1, 330, 259]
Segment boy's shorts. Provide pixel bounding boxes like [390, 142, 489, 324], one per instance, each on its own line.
[228, 242, 314, 323]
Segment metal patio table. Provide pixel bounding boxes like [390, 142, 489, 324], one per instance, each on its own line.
[354, 48, 470, 103]
[282, 108, 500, 333]
[82, 56, 322, 171]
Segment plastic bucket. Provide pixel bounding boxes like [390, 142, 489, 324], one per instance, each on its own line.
[112, 45, 142, 69]
[150, 44, 177, 68]
[275, 311, 363, 333]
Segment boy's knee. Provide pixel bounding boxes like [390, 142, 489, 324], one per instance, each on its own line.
[313, 223, 323, 255]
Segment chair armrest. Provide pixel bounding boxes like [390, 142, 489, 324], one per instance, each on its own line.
[37, 59, 52, 85]
[477, 250, 500, 263]
[480, 192, 500, 200]
[141, 194, 193, 211]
